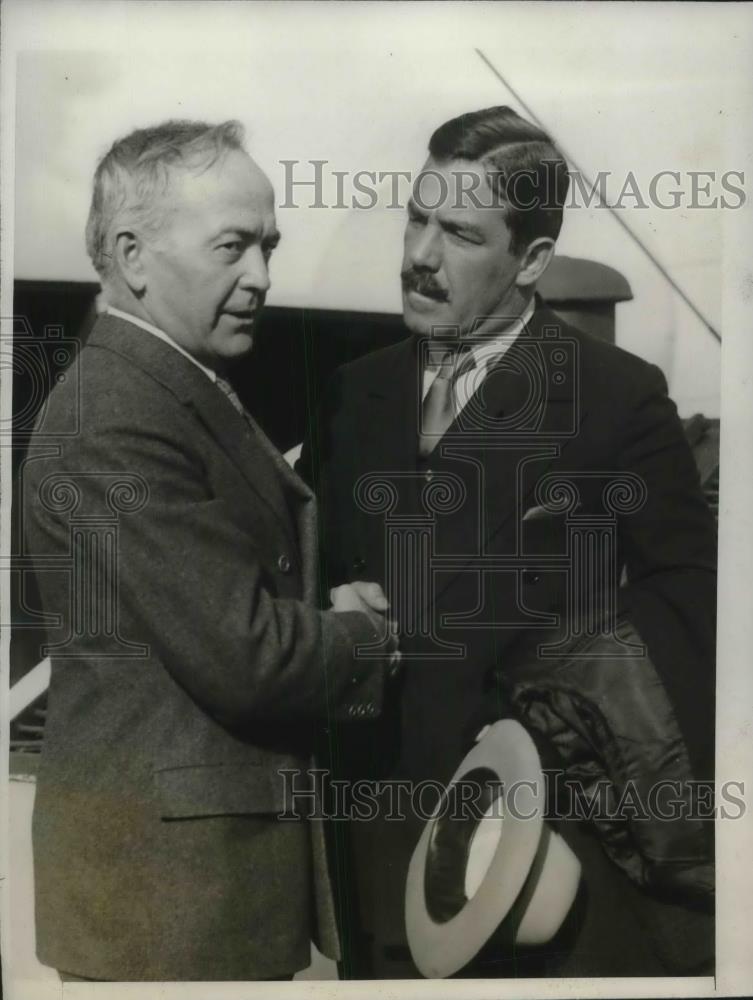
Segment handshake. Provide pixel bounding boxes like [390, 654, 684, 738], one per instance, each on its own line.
[330, 581, 401, 672]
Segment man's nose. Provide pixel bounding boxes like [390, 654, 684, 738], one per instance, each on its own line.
[238, 246, 271, 293]
[407, 225, 441, 271]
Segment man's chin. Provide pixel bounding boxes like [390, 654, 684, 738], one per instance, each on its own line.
[214, 329, 255, 361]
[402, 295, 450, 336]
[227, 332, 255, 357]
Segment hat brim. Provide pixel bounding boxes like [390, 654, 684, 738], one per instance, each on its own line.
[405, 719, 546, 978]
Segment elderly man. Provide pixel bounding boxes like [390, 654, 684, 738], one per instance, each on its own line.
[301, 105, 716, 978]
[24, 120, 396, 982]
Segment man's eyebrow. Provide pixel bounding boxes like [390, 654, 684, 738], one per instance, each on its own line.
[211, 227, 282, 245]
[407, 198, 428, 216]
[440, 217, 484, 237]
[211, 226, 254, 241]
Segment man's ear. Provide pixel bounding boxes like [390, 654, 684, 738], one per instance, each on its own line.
[515, 237, 555, 288]
[113, 229, 147, 294]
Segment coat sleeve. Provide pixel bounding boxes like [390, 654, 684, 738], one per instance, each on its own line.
[615, 362, 717, 781]
[25, 402, 389, 731]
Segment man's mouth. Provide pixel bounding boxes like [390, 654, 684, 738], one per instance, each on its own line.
[225, 309, 259, 323]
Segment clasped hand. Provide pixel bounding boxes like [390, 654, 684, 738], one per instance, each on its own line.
[330, 581, 401, 671]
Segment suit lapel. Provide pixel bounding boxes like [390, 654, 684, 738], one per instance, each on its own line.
[87, 315, 304, 553]
[359, 335, 421, 475]
[239, 414, 320, 599]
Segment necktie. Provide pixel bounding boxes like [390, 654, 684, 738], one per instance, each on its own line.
[418, 347, 474, 458]
[215, 376, 249, 420]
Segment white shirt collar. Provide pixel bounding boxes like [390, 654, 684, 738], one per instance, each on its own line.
[464, 298, 536, 376]
[105, 305, 217, 383]
[421, 298, 536, 400]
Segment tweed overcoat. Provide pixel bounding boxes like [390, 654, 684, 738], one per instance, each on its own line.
[25, 313, 387, 981]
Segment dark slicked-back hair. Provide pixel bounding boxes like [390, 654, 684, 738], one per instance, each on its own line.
[85, 119, 245, 278]
[429, 105, 569, 253]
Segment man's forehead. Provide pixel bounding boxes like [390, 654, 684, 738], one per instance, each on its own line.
[411, 156, 508, 229]
[412, 156, 502, 214]
[165, 149, 275, 215]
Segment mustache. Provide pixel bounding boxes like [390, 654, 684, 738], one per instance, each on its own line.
[401, 268, 449, 302]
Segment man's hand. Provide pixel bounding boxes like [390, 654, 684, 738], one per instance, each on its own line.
[330, 582, 401, 673]
[330, 581, 396, 632]
[351, 580, 391, 613]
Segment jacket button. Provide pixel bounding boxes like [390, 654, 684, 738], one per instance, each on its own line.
[353, 556, 366, 572]
[278, 554, 291, 574]
[522, 569, 541, 585]
[424, 469, 434, 483]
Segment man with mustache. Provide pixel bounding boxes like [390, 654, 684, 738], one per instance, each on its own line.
[302, 106, 716, 977]
[23, 119, 397, 981]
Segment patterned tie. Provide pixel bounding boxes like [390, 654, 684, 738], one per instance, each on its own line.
[215, 376, 249, 421]
[418, 347, 475, 458]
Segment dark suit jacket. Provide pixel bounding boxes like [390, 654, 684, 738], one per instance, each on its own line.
[24, 313, 388, 981]
[301, 303, 717, 976]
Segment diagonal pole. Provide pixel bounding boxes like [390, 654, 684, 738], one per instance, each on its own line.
[475, 47, 722, 344]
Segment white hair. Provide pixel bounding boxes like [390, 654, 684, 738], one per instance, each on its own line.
[85, 119, 245, 278]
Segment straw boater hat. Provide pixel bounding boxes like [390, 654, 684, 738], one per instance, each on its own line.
[405, 719, 581, 978]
